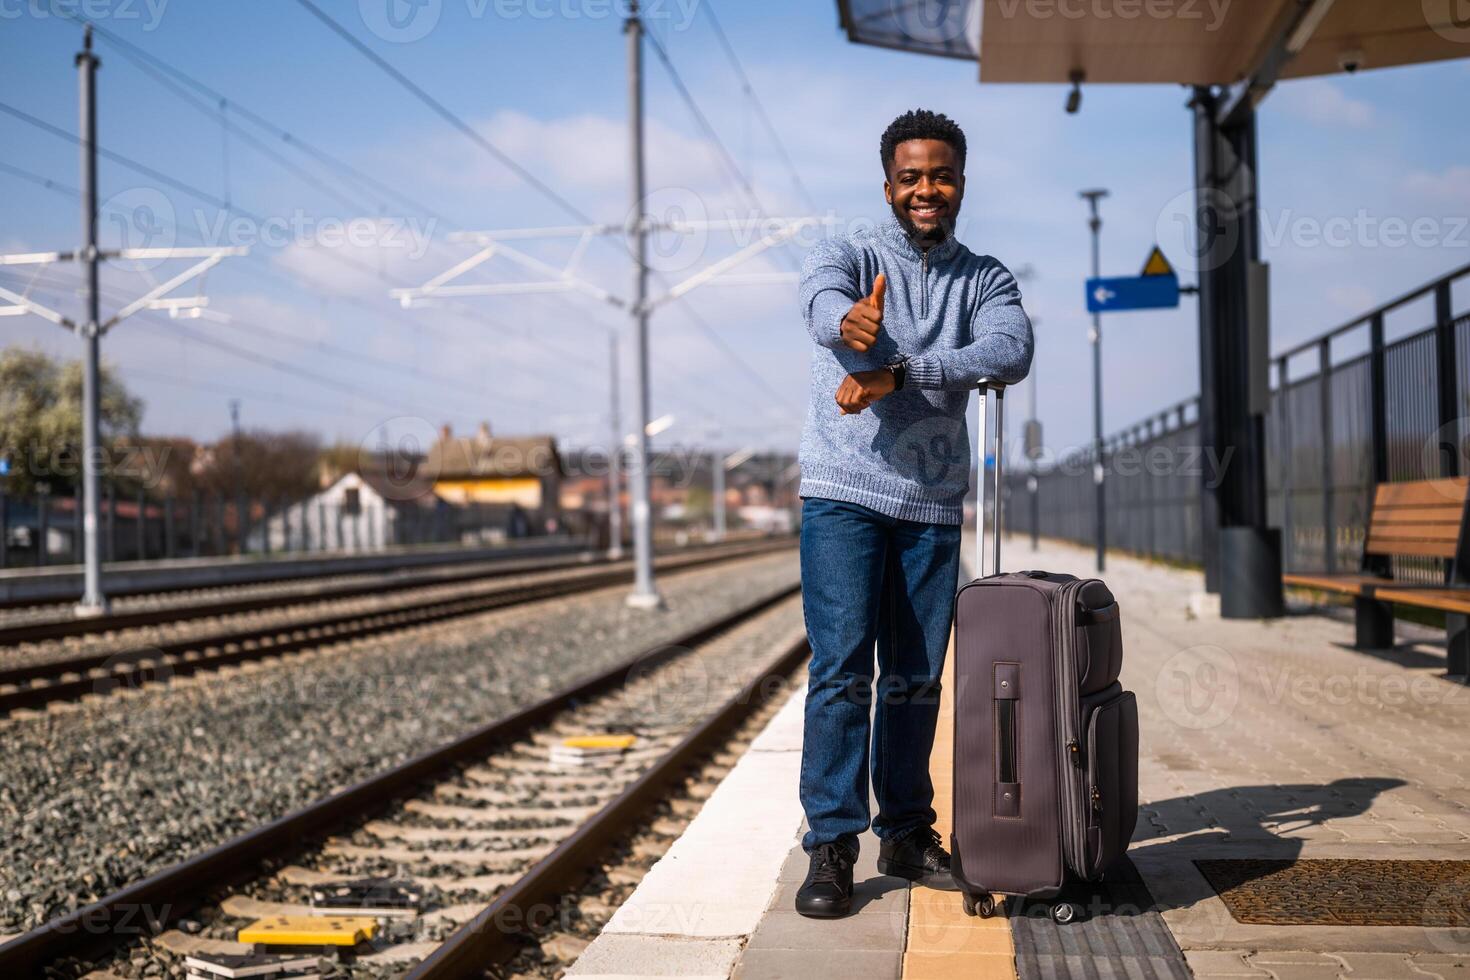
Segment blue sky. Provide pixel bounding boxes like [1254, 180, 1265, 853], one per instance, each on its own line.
[1, 0, 1467, 463]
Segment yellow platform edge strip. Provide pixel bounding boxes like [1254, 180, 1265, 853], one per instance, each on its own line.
[901, 625, 1018, 980]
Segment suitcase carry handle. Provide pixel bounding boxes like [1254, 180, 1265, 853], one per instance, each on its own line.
[975, 378, 1006, 577]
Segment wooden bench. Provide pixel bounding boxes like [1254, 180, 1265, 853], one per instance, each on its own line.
[1282, 476, 1470, 675]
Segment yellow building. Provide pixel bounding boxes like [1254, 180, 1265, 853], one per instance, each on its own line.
[428, 423, 563, 527]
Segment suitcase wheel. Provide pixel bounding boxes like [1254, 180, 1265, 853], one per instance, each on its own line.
[962, 893, 996, 918]
[1051, 901, 1075, 924]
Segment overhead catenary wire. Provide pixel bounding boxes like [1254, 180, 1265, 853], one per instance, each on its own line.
[9, 17, 804, 445]
[43, 7, 661, 387]
[0, 114, 607, 396]
[52, 14, 443, 223]
[641, 28, 762, 219]
[292, 0, 601, 229]
[282, 0, 803, 412]
[0, 265, 496, 420]
[0, 165, 578, 424]
[699, 1, 818, 214]
[0, 269, 496, 425]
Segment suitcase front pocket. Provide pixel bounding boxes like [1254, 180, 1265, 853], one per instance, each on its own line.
[1082, 690, 1139, 877]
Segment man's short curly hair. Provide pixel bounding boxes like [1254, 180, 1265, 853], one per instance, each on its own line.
[880, 109, 967, 174]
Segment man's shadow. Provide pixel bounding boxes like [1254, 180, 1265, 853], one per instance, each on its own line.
[1005, 776, 1405, 925]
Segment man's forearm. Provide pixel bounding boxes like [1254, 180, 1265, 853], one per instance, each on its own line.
[799, 238, 862, 351]
[905, 307, 1033, 390]
[805, 288, 857, 350]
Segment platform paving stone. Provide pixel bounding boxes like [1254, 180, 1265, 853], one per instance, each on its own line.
[1011, 538, 1470, 978]
[565, 932, 745, 978]
[569, 537, 1470, 978]
[732, 948, 903, 980]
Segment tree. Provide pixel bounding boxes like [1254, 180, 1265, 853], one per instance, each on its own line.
[191, 429, 323, 502]
[0, 346, 143, 497]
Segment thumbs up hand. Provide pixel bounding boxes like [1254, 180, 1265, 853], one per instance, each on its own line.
[839, 273, 885, 353]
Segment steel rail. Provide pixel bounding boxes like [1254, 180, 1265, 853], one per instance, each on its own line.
[0, 551, 588, 645]
[0, 536, 787, 645]
[0, 539, 793, 714]
[0, 582, 802, 976]
[409, 629, 808, 978]
[0, 538, 587, 612]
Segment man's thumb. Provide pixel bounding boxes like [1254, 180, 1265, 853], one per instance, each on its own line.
[869, 273, 886, 315]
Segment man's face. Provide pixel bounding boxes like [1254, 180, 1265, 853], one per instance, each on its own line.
[884, 139, 965, 244]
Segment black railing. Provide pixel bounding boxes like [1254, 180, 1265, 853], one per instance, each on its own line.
[1009, 260, 1470, 577]
[0, 487, 561, 570]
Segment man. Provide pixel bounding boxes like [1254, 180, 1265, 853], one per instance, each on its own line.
[793, 109, 1033, 917]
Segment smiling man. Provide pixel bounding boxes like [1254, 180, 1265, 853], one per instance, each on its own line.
[792, 109, 1033, 917]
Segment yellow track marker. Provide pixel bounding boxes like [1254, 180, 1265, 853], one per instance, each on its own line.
[237, 915, 377, 947]
[560, 734, 637, 750]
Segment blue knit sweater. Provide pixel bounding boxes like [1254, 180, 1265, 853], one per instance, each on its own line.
[797, 214, 1033, 525]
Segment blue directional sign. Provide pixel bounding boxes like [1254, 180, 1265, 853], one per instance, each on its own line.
[1085, 245, 1180, 313]
[1086, 273, 1179, 313]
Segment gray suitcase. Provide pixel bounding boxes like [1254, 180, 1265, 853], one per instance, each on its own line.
[950, 380, 1139, 923]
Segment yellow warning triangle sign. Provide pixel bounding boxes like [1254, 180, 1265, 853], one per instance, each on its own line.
[1141, 246, 1173, 277]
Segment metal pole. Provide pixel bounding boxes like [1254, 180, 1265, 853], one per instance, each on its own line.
[1028, 335, 1039, 552]
[624, 1, 661, 608]
[607, 331, 624, 559]
[1081, 189, 1108, 573]
[230, 399, 245, 554]
[976, 387, 988, 576]
[713, 448, 726, 542]
[992, 386, 1004, 575]
[76, 25, 107, 616]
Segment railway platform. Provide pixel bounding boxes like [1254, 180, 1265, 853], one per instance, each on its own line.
[570, 538, 1470, 979]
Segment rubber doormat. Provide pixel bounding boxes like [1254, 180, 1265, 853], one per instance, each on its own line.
[1195, 859, 1470, 926]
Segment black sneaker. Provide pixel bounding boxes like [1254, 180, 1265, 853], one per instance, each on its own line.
[877, 826, 958, 890]
[795, 842, 855, 918]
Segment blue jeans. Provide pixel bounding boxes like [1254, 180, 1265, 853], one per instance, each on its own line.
[798, 496, 962, 856]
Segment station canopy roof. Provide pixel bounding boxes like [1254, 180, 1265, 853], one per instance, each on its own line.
[836, 0, 1469, 85]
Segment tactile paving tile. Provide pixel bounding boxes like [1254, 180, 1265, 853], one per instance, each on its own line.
[1194, 859, 1470, 926]
[1010, 858, 1191, 980]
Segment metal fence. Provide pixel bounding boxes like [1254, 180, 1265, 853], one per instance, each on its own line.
[0, 487, 558, 569]
[1009, 262, 1470, 577]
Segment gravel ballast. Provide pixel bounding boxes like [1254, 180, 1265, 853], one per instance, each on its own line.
[0, 549, 798, 935]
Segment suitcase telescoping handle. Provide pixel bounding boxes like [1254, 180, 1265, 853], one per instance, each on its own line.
[975, 378, 1006, 577]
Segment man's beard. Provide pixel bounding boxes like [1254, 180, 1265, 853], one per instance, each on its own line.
[891, 202, 957, 246]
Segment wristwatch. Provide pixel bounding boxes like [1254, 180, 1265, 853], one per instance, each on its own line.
[886, 357, 908, 391]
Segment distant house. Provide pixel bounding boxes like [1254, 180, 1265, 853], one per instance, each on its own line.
[249, 472, 446, 552]
[428, 423, 563, 533]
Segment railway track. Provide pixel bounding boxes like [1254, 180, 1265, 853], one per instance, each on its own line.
[0, 538, 589, 615]
[1, 584, 807, 978]
[0, 550, 593, 642]
[0, 535, 786, 644]
[0, 538, 793, 715]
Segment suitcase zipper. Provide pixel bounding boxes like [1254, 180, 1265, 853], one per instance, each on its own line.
[1053, 579, 1090, 877]
[1082, 688, 1134, 876]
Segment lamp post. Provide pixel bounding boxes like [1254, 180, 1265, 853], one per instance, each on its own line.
[1079, 189, 1109, 573]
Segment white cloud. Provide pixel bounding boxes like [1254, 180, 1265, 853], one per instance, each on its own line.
[1402, 165, 1470, 209]
[1275, 79, 1373, 128]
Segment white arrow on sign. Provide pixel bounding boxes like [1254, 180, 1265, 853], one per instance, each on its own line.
[1093, 285, 1115, 305]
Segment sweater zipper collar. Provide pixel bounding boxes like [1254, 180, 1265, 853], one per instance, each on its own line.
[877, 212, 960, 264]
[920, 250, 928, 319]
